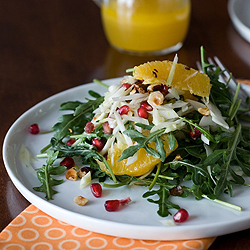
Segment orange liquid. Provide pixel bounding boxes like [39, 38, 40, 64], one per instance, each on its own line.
[101, 0, 191, 54]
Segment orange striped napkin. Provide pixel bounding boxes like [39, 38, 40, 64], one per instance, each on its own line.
[0, 204, 215, 250]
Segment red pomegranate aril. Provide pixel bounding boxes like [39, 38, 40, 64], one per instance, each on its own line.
[121, 83, 131, 90]
[140, 101, 153, 111]
[161, 85, 169, 95]
[67, 138, 76, 146]
[117, 105, 130, 115]
[173, 208, 189, 223]
[104, 197, 131, 212]
[137, 107, 148, 119]
[189, 127, 202, 139]
[60, 157, 75, 169]
[102, 122, 113, 134]
[29, 123, 40, 134]
[92, 138, 105, 151]
[84, 122, 95, 133]
[105, 200, 120, 212]
[90, 183, 102, 198]
[119, 197, 131, 206]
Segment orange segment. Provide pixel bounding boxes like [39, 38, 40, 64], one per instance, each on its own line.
[133, 60, 211, 97]
[98, 134, 178, 177]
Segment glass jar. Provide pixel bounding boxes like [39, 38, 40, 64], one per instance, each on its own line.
[95, 0, 191, 55]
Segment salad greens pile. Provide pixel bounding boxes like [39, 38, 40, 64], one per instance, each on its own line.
[35, 47, 250, 217]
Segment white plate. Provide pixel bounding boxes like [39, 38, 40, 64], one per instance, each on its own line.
[3, 78, 250, 241]
[228, 0, 250, 44]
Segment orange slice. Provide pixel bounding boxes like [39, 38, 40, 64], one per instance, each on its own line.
[98, 134, 177, 177]
[133, 60, 211, 97]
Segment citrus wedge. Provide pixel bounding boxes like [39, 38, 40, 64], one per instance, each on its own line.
[133, 60, 211, 97]
[98, 134, 178, 177]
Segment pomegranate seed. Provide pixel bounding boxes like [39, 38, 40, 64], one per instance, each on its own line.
[137, 79, 144, 83]
[102, 122, 113, 134]
[84, 122, 95, 133]
[189, 127, 202, 139]
[161, 85, 169, 95]
[104, 197, 131, 212]
[117, 105, 130, 115]
[92, 138, 105, 151]
[173, 208, 189, 223]
[67, 138, 76, 146]
[152, 85, 162, 91]
[140, 101, 153, 111]
[121, 83, 131, 90]
[60, 157, 75, 169]
[90, 183, 102, 198]
[119, 197, 132, 206]
[105, 200, 120, 212]
[137, 107, 148, 119]
[29, 123, 40, 134]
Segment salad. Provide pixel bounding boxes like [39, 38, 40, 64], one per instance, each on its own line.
[33, 47, 250, 218]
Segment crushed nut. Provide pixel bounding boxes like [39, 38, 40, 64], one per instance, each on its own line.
[74, 196, 88, 206]
[198, 107, 210, 116]
[147, 83, 161, 92]
[132, 80, 148, 94]
[147, 91, 164, 106]
[78, 167, 92, 178]
[170, 185, 184, 196]
[65, 167, 78, 181]
[175, 154, 183, 161]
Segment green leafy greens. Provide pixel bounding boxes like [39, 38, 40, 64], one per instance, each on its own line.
[35, 47, 250, 217]
[34, 150, 66, 200]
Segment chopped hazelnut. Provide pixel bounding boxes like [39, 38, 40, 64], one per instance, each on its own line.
[74, 196, 88, 206]
[147, 91, 164, 106]
[147, 84, 161, 92]
[170, 185, 184, 196]
[132, 81, 148, 94]
[65, 167, 78, 181]
[78, 167, 92, 178]
[175, 154, 183, 161]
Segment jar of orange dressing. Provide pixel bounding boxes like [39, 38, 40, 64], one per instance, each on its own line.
[95, 0, 191, 55]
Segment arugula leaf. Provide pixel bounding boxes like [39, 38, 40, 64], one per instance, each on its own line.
[120, 128, 166, 161]
[168, 132, 176, 151]
[143, 186, 180, 217]
[50, 139, 117, 183]
[52, 95, 104, 142]
[118, 144, 141, 161]
[134, 122, 153, 130]
[33, 150, 66, 200]
[204, 123, 243, 197]
[155, 136, 166, 162]
[203, 149, 225, 166]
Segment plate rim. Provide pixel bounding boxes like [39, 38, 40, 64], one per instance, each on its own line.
[228, 0, 250, 43]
